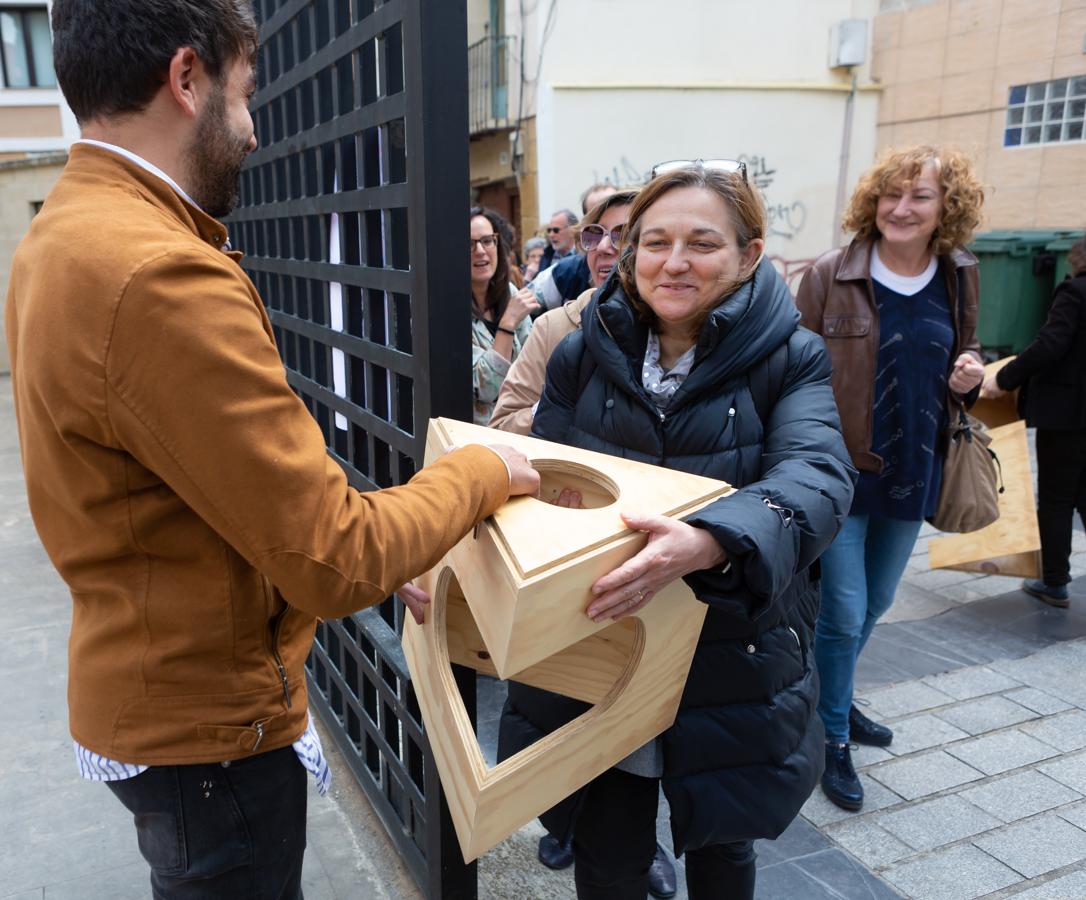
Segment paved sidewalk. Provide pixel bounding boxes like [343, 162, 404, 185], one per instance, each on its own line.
[7, 368, 1086, 900]
[807, 639, 1086, 900]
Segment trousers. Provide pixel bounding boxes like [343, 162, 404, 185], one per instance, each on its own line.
[815, 513, 923, 743]
[572, 766, 757, 900]
[1036, 428, 1086, 586]
[106, 744, 307, 900]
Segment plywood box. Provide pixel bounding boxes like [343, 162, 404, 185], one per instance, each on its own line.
[402, 418, 734, 861]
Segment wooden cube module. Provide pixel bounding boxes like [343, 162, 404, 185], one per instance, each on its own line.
[401, 418, 735, 861]
[424, 418, 734, 680]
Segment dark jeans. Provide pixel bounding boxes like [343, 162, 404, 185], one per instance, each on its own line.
[572, 766, 756, 900]
[1036, 429, 1086, 586]
[106, 744, 307, 900]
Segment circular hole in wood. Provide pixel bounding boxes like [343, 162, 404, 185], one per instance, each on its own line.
[530, 459, 620, 510]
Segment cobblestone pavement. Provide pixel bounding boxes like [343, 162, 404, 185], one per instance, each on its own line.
[6, 370, 1086, 900]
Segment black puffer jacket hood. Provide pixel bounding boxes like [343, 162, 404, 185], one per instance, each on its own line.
[498, 258, 856, 853]
[583, 256, 801, 414]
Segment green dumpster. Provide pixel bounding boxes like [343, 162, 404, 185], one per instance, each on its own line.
[968, 230, 1065, 357]
[1046, 233, 1084, 286]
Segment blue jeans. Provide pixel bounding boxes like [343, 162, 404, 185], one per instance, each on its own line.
[106, 744, 307, 900]
[814, 514, 923, 743]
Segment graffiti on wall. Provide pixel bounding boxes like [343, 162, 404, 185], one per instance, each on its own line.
[736, 154, 808, 242]
[590, 152, 809, 243]
[768, 255, 818, 293]
[591, 156, 653, 188]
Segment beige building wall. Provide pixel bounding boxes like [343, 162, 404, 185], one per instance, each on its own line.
[0, 154, 66, 374]
[874, 0, 1086, 229]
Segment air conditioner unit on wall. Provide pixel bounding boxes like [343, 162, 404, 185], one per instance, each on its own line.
[829, 19, 869, 69]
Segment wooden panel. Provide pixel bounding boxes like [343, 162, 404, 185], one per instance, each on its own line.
[425, 417, 732, 677]
[444, 584, 639, 705]
[403, 564, 705, 863]
[929, 419, 1041, 577]
[970, 357, 1019, 429]
[402, 417, 726, 861]
[430, 418, 732, 579]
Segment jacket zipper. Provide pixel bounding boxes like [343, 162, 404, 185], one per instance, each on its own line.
[270, 608, 293, 709]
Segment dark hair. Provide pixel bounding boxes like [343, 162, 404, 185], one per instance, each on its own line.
[1070, 235, 1086, 278]
[470, 206, 513, 319]
[617, 166, 766, 333]
[51, 0, 258, 123]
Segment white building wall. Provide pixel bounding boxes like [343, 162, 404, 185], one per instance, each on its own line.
[529, 0, 882, 274]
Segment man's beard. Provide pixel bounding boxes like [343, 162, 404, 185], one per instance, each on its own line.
[186, 85, 251, 219]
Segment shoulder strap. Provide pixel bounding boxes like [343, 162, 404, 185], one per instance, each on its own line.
[750, 341, 789, 427]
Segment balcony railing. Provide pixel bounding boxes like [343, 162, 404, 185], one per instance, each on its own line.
[468, 34, 514, 134]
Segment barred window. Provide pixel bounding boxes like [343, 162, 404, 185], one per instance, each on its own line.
[1004, 77, 1086, 147]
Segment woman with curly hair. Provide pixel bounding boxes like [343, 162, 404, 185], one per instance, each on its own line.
[795, 145, 986, 811]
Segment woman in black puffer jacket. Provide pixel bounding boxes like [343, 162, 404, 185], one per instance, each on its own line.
[497, 162, 856, 900]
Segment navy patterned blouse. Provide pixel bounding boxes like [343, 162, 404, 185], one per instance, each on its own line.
[851, 262, 953, 521]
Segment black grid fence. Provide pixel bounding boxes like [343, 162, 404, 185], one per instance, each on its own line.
[227, 1, 476, 896]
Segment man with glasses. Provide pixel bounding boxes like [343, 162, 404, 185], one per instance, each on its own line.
[539, 207, 580, 272]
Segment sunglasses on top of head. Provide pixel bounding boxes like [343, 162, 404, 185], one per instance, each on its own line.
[650, 158, 748, 182]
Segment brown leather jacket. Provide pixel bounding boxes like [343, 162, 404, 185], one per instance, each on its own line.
[6, 145, 510, 764]
[795, 238, 981, 473]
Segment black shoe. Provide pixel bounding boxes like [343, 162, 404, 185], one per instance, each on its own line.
[1023, 578, 1070, 608]
[537, 833, 573, 870]
[849, 703, 893, 747]
[648, 842, 677, 898]
[821, 742, 863, 811]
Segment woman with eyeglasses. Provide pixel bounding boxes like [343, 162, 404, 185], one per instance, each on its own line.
[490, 190, 638, 436]
[470, 206, 540, 425]
[497, 161, 854, 899]
[795, 145, 985, 813]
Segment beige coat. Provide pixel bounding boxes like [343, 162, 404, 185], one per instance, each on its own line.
[489, 289, 594, 435]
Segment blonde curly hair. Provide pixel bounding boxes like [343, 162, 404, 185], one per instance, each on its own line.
[842, 145, 985, 256]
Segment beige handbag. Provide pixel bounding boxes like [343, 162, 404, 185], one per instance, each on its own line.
[930, 405, 1004, 533]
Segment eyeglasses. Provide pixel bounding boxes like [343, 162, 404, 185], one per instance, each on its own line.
[470, 234, 499, 251]
[579, 223, 626, 252]
[650, 158, 748, 182]
[546, 226, 565, 234]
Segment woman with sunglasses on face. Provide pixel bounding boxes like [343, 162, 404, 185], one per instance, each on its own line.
[497, 162, 855, 900]
[795, 146, 985, 813]
[471, 206, 541, 425]
[490, 190, 638, 436]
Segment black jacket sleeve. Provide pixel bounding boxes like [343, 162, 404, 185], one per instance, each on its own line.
[683, 330, 857, 624]
[531, 329, 586, 442]
[997, 279, 1084, 391]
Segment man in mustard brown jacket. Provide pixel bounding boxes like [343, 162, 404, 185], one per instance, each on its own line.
[5, 2, 539, 897]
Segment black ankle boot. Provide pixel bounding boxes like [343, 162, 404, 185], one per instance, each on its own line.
[822, 742, 863, 811]
[849, 703, 893, 747]
[537, 833, 573, 870]
[648, 842, 677, 898]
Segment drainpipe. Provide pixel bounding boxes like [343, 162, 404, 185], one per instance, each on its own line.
[831, 71, 858, 248]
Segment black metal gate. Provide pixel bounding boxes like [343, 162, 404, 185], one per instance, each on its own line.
[227, 1, 475, 896]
